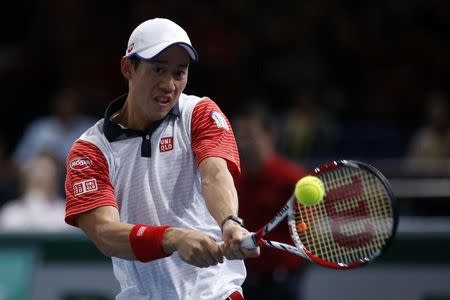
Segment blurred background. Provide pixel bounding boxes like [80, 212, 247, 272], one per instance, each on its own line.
[0, 0, 449, 299]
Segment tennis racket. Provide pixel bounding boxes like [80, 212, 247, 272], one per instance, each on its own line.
[241, 160, 398, 269]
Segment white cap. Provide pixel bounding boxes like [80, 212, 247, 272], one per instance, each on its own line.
[125, 18, 198, 61]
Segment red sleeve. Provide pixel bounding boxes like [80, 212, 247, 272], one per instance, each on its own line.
[191, 98, 241, 180]
[65, 140, 117, 227]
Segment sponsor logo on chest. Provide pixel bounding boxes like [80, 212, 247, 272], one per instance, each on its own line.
[159, 137, 174, 152]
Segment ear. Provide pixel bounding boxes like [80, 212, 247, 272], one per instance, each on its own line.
[121, 57, 132, 80]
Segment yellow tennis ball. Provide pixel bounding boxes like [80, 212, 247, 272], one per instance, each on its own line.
[295, 176, 325, 206]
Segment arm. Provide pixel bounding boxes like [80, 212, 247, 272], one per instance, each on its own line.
[76, 205, 224, 267]
[67, 140, 224, 267]
[199, 156, 260, 259]
[76, 206, 135, 259]
[199, 157, 238, 224]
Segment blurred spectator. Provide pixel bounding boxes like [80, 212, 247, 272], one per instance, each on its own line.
[0, 151, 71, 232]
[279, 87, 340, 161]
[0, 135, 19, 209]
[233, 101, 309, 300]
[13, 88, 95, 167]
[405, 91, 450, 173]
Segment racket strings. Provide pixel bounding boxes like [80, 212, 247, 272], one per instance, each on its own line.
[295, 167, 394, 265]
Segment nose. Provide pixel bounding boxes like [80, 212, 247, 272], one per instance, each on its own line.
[158, 74, 176, 93]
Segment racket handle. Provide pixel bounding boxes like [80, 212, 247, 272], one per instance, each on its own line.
[241, 233, 258, 249]
[216, 234, 257, 249]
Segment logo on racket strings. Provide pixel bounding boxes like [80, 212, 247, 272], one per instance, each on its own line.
[324, 176, 373, 248]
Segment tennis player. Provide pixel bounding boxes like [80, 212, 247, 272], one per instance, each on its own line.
[64, 18, 259, 299]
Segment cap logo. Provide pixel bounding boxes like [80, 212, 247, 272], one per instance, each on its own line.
[69, 157, 92, 170]
[127, 43, 135, 53]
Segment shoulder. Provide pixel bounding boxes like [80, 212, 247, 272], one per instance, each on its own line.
[178, 94, 220, 113]
[68, 119, 110, 161]
[178, 93, 203, 111]
[80, 119, 104, 137]
[178, 94, 227, 129]
[78, 119, 108, 147]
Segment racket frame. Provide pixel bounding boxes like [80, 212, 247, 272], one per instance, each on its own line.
[241, 160, 399, 270]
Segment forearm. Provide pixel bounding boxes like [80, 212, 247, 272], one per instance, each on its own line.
[198, 158, 260, 260]
[199, 157, 239, 226]
[88, 221, 136, 259]
[77, 206, 170, 261]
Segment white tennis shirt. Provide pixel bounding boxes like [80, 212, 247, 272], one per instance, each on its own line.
[65, 93, 245, 299]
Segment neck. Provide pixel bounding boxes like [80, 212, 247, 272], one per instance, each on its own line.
[113, 97, 150, 131]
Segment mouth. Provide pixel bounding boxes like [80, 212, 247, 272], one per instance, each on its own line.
[154, 96, 171, 106]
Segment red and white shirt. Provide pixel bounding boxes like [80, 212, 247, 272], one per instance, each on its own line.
[65, 93, 244, 300]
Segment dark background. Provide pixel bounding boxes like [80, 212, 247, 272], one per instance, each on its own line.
[1, 0, 449, 155]
[0, 3, 449, 299]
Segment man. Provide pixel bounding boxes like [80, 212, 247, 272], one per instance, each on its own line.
[233, 101, 308, 300]
[64, 18, 259, 300]
[0, 151, 71, 232]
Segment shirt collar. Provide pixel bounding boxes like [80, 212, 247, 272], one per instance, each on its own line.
[103, 94, 180, 142]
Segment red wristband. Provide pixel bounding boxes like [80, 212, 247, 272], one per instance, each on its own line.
[129, 224, 171, 262]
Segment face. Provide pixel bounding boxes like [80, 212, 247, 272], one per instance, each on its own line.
[124, 45, 190, 125]
[25, 153, 59, 193]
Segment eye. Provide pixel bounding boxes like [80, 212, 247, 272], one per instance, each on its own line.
[152, 66, 165, 74]
[174, 70, 186, 79]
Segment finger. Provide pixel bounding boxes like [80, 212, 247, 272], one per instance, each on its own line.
[181, 247, 215, 268]
[196, 253, 216, 268]
[231, 239, 241, 251]
[183, 255, 207, 268]
[199, 240, 221, 267]
[220, 243, 234, 260]
[232, 248, 245, 259]
[241, 246, 260, 258]
[206, 242, 225, 266]
[205, 237, 224, 264]
[214, 244, 224, 263]
[203, 252, 217, 266]
[219, 241, 228, 257]
[221, 243, 245, 260]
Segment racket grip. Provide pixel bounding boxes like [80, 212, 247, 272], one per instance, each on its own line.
[216, 234, 257, 249]
[241, 233, 258, 249]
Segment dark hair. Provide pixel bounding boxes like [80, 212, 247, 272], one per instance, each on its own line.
[128, 55, 142, 70]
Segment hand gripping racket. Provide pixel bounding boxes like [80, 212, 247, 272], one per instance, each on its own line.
[241, 160, 398, 269]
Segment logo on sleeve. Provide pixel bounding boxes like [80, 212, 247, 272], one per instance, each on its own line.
[69, 157, 92, 170]
[159, 137, 174, 152]
[73, 178, 98, 196]
[210, 111, 229, 130]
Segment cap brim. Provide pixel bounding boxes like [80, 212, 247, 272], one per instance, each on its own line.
[130, 42, 198, 62]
